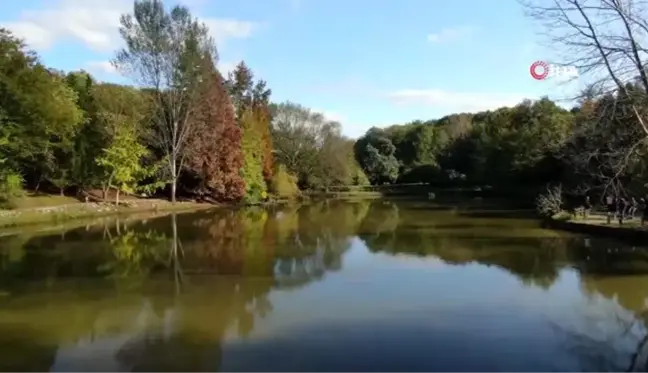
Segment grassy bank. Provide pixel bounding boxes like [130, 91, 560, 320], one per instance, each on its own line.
[0, 194, 215, 229]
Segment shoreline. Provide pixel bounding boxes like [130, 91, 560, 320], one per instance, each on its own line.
[0, 199, 217, 230]
[544, 214, 648, 243]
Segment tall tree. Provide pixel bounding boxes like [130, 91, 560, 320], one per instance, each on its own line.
[270, 102, 326, 184]
[113, 0, 216, 202]
[519, 0, 648, 194]
[64, 71, 105, 189]
[252, 80, 274, 184]
[240, 108, 267, 202]
[185, 56, 245, 202]
[226, 61, 273, 200]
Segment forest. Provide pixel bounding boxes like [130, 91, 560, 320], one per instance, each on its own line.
[1, 0, 648, 211]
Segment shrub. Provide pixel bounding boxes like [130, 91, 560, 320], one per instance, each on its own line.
[0, 171, 24, 209]
[536, 184, 563, 217]
[270, 165, 300, 199]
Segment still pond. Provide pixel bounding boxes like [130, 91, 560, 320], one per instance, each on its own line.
[1, 199, 648, 371]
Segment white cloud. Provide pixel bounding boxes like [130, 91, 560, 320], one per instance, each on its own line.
[2, 0, 259, 52]
[387, 89, 529, 113]
[86, 60, 117, 75]
[3, 0, 129, 51]
[427, 26, 475, 43]
[202, 18, 258, 46]
[312, 108, 346, 123]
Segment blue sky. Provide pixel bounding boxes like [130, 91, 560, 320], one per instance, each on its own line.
[1, 0, 583, 138]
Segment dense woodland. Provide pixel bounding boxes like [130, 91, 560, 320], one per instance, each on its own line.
[0, 1, 368, 207]
[1, 0, 648, 211]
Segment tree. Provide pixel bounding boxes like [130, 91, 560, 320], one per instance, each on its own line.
[312, 125, 353, 191]
[354, 128, 399, 184]
[96, 124, 149, 205]
[185, 57, 245, 202]
[519, 0, 648, 194]
[271, 102, 334, 186]
[226, 62, 274, 197]
[0, 29, 83, 192]
[252, 80, 274, 185]
[113, 0, 216, 203]
[91, 83, 153, 200]
[240, 109, 267, 202]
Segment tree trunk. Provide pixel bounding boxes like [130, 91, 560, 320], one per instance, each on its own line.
[171, 157, 177, 204]
[60, 188, 64, 196]
[115, 189, 120, 206]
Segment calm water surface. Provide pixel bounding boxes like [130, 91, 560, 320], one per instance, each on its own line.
[1, 200, 648, 371]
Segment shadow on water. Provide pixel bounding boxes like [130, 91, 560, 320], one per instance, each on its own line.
[1, 199, 648, 370]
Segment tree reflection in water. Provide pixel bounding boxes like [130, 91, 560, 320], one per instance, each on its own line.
[357, 200, 648, 372]
[2, 200, 648, 370]
[0, 200, 369, 371]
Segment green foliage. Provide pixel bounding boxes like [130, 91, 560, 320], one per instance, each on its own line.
[0, 171, 24, 209]
[271, 102, 360, 190]
[241, 110, 267, 203]
[355, 128, 400, 184]
[114, 0, 217, 202]
[270, 165, 300, 199]
[0, 30, 84, 190]
[96, 125, 150, 203]
[355, 98, 573, 190]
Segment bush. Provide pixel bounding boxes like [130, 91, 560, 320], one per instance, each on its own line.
[270, 165, 300, 199]
[244, 182, 266, 205]
[536, 184, 563, 217]
[0, 171, 24, 209]
[350, 167, 370, 186]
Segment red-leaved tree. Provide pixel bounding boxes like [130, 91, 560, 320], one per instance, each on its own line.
[186, 57, 245, 202]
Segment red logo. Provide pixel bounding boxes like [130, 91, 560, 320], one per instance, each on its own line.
[530, 61, 549, 80]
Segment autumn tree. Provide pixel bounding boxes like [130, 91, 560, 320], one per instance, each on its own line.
[113, 0, 216, 202]
[226, 62, 274, 199]
[185, 56, 245, 202]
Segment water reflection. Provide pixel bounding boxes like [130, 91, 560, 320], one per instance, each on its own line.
[1, 200, 648, 370]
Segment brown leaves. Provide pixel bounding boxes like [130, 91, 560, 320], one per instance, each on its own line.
[186, 62, 245, 202]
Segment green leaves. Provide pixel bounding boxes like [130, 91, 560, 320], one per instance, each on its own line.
[355, 128, 399, 184]
[96, 123, 150, 197]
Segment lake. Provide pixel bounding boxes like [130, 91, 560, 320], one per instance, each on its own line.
[1, 199, 648, 371]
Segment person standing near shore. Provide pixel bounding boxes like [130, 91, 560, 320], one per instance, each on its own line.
[617, 196, 627, 225]
[583, 195, 592, 219]
[606, 194, 615, 224]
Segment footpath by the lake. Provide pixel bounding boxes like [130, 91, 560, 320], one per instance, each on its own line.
[546, 213, 648, 243]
